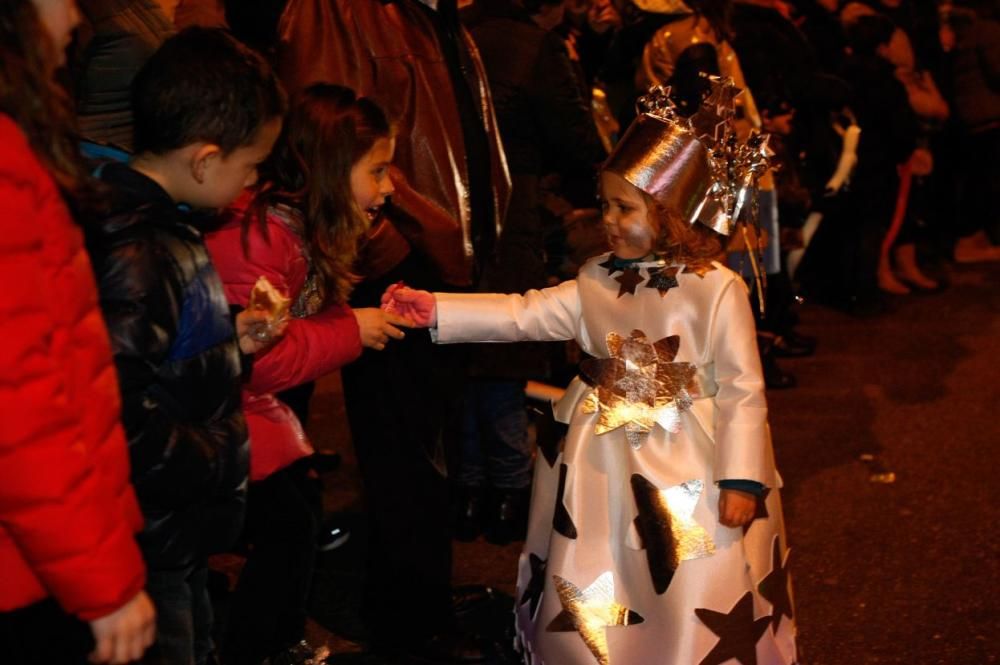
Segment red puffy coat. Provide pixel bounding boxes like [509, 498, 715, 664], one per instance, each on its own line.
[0, 115, 145, 620]
[205, 197, 363, 481]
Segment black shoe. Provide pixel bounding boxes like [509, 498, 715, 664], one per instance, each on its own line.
[316, 523, 350, 552]
[484, 488, 529, 546]
[763, 354, 797, 390]
[453, 485, 485, 542]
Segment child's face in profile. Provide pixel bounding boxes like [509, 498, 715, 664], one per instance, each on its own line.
[351, 136, 396, 223]
[193, 116, 283, 210]
[600, 170, 657, 259]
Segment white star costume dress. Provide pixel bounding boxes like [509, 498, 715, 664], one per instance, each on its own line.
[432, 254, 797, 665]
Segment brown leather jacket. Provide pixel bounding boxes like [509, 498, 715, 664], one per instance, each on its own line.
[276, 0, 511, 287]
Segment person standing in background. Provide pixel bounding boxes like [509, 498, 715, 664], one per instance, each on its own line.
[276, 1, 510, 661]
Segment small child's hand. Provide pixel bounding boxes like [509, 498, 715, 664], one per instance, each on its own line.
[718, 489, 758, 528]
[353, 307, 412, 351]
[235, 307, 288, 355]
[382, 285, 437, 328]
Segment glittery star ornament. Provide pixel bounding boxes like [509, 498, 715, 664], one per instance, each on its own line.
[520, 554, 547, 619]
[695, 591, 771, 665]
[614, 268, 645, 297]
[547, 572, 645, 665]
[631, 475, 716, 594]
[757, 536, 794, 632]
[645, 266, 680, 296]
[742, 488, 771, 535]
[689, 76, 741, 148]
[580, 330, 698, 448]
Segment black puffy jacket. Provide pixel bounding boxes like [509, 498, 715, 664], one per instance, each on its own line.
[85, 163, 248, 569]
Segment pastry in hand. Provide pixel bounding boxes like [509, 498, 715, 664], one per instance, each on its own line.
[249, 276, 290, 322]
[247, 276, 290, 341]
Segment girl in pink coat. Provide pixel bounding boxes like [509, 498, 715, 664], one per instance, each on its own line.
[205, 83, 409, 665]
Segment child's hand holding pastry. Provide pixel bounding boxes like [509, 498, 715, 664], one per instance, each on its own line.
[239, 276, 291, 353]
[381, 283, 437, 328]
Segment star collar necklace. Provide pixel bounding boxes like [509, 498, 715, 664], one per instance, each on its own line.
[600, 253, 681, 297]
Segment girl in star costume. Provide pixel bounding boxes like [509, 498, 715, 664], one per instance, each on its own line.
[385, 86, 797, 665]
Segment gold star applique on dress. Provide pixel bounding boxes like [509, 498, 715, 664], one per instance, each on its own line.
[580, 331, 698, 449]
[631, 475, 716, 594]
[546, 572, 644, 665]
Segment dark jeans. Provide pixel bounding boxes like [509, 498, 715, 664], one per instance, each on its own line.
[223, 459, 321, 665]
[141, 560, 212, 665]
[0, 598, 93, 665]
[458, 379, 532, 490]
[342, 254, 457, 647]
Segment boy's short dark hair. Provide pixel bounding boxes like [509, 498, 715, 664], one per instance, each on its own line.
[131, 27, 286, 155]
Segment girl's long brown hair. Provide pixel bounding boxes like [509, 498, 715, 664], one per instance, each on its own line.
[247, 84, 392, 305]
[1, 0, 92, 206]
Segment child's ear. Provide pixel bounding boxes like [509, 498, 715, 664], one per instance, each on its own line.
[190, 143, 223, 185]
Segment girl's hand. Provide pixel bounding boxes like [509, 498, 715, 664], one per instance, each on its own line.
[87, 591, 156, 664]
[718, 489, 758, 528]
[236, 308, 288, 354]
[353, 307, 412, 350]
[381, 285, 437, 328]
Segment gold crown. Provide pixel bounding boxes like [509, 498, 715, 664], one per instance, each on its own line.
[604, 80, 771, 237]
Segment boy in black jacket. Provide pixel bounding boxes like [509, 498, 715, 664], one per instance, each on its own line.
[85, 28, 285, 665]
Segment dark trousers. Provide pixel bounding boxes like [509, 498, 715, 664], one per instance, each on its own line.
[223, 460, 321, 664]
[141, 561, 212, 665]
[342, 255, 457, 647]
[0, 598, 93, 665]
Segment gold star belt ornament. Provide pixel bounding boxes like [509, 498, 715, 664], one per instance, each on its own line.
[580, 330, 699, 449]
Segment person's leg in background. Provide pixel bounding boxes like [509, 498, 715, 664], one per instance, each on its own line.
[222, 460, 321, 665]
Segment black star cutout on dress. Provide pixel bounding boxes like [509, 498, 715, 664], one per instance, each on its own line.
[614, 268, 644, 297]
[553, 463, 578, 539]
[519, 553, 547, 619]
[546, 572, 644, 665]
[598, 255, 619, 275]
[742, 488, 772, 535]
[645, 266, 680, 296]
[631, 474, 715, 594]
[695, 591, 771, 665]
[757, 536, 794, 633]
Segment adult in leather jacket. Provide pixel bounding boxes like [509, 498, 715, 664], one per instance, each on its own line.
[276, 1, 509, 658]
[85, 162, 249, 571]
[73, 0, 174, 151]
[276, 0, 510, 287]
